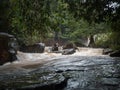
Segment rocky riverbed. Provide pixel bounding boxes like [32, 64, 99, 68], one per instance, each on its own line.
[0, 48, 120, 90]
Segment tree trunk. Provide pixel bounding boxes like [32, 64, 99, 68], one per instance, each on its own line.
[88, 35, 95, 47]
[54, 31, 59, 42]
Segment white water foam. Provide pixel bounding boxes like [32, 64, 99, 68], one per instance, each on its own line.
[1, 47, 105, 67]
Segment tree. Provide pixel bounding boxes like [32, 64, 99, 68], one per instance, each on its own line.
[1, 0, 119, 49]
[48, 0, 69, 42]
[8, 0, 50, 44]
[65, 0, 120, 49]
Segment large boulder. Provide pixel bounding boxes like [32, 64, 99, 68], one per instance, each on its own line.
[0, 32, 18, 65]
[20, 43, 45, 53]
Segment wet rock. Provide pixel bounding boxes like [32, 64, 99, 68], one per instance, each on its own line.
[20, 43, 45, 53]
[62, 42, 77, 55]
[0, 69, 68, 90]
[103, 48, 113, 55]
[0, 32, 18, 65]
[50, 43, 62, 53]
[52, 43, 59, 52]
[62, 49, 76, 55]
[21, 77, 68, 90]
[101, 78, 120, 86]
[109, 50, 120, 57]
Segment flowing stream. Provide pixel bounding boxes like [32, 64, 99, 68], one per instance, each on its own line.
[0, 47, 120, 90]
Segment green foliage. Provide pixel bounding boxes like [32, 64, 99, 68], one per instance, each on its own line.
[109, 32, 120, 50]
[95, 33, 112, 48]
[48, 0, 70, 41]
[9, 0, 50, 44]
[64, 0, 120, 49]
[61, 18, 109, 43]
[0, 0, 120, 49]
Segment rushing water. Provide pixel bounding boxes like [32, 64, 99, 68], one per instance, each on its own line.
[0, 47, 120, 90]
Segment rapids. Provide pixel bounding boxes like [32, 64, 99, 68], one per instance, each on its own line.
[0, 47, 120, 90]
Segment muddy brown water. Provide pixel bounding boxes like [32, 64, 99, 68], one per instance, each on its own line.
[0, 48, 120, 90]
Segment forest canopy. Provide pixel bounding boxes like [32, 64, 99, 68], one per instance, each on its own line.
[0, 0, 120, 49]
